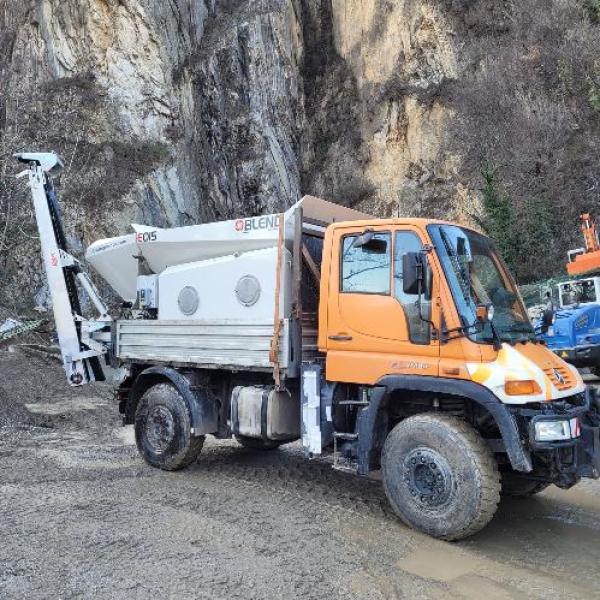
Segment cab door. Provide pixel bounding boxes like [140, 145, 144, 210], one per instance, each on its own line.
[325, 224, 441, 385]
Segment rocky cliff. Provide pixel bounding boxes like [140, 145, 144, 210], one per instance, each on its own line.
[1, 0, 599, 308]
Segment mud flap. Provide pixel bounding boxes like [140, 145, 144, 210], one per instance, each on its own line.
[356, 387, 388, 475]
[577, 423, 600, 479]
[301, 364, 322, 455]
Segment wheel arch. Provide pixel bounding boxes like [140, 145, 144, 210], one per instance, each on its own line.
[125, 366, 219, 437]
[356, 375, 532, 474]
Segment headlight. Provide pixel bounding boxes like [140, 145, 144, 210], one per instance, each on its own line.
[575, 314, 589, 329]
[534, 419, 576, 442]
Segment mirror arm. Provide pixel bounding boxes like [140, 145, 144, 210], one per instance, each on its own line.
[415, 264, 438, 338]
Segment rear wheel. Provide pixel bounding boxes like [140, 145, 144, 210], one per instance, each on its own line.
[382, 413, 500, 540]
[135, 383, 204, 470]
[235, 434, 282, 451]
[500, 471, 550, 498]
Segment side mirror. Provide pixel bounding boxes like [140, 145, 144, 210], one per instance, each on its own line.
[403, 251, 426, 295]
[476, 303, 495, 323]
[353, 229, 388, 254]
[354, 228, 374, 248]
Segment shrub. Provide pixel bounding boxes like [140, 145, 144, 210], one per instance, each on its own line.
[478, 162, 517, 271]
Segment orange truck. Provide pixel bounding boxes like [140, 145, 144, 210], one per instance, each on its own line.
[17, 152, 600, 540]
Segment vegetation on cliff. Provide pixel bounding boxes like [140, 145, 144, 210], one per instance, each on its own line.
[1, 0, 599, 309]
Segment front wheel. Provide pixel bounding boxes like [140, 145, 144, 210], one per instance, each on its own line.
[135, 383, 204, 471]
[382, 413, 500, 540]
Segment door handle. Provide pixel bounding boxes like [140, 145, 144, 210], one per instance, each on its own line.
[328, 334, 353, 341]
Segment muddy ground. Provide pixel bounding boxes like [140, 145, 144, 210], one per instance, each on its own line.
[1, 349, 600, 600]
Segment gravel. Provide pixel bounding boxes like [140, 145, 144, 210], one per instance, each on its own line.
[1, 350, 600, 599]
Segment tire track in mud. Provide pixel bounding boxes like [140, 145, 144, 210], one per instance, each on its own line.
[3, 353, 600, 599]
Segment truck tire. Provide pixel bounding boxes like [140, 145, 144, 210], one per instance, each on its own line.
[235, 434, 282, 451]
[134, 383, 204, 471]
[500, 471, 550, 498]
[381, 413, 500, 541]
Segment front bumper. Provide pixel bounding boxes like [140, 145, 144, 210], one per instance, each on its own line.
[509, 388, 600, 487]
[550, 343, 600, 368]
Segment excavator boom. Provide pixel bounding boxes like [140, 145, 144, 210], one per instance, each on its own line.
[566, 213, 600, 276]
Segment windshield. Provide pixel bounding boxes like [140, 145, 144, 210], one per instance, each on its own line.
[559, 280, 597, 307]
[428, 225, 535, 344]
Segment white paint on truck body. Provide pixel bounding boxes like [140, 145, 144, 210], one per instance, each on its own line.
[158, 247, 292, 321]
[85, 196, 371, 302]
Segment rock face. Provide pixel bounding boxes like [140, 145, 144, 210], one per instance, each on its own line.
[1, 0, 599, 306]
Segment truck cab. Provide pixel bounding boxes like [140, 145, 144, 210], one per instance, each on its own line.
[320, 219, 557, 393]
[557, 277, 600, 308]
[316, 220, 599, 537]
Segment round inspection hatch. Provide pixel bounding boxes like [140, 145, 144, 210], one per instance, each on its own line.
[235, 275, 261, 307]
[178, 286, 199, 316]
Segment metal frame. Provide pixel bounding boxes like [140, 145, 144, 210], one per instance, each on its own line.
[16, 155, 107, 386]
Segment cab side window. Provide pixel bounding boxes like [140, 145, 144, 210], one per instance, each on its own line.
[394, 231, 431, 344]
[341, 232, 391, 294]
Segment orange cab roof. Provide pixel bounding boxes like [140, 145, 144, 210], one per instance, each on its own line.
[328, 217, 484, 236]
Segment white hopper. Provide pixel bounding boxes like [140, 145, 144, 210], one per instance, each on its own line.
[85, 196, 371, 302]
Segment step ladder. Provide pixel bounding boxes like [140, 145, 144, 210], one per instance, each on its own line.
[332, 431, 359, 473]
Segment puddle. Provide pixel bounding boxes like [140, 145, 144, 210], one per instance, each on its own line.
[451, 574, 529, 599]
[399, 546, 480, 582]
[543, 484, 600, 514]
[26, 398, 107, 415]
[114, 425, 135, 446]
[40, 446, 139, 470]
[399, 535, 597, 599]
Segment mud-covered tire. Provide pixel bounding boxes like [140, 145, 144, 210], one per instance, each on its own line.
[235, 434, 282, 451]
[135, 383, 204, 471]
[500, 471, 550, 498]
[381, 413, 500, 541]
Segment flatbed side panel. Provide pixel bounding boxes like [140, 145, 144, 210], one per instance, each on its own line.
[115, 319, 290, 371]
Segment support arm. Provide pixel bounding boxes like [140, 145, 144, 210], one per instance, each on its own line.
[15, 153, 107, 386]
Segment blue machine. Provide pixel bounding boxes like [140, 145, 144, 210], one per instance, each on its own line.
[535, 276, 600, 376]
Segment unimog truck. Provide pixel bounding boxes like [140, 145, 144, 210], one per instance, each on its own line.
[16, 152, 600, 540]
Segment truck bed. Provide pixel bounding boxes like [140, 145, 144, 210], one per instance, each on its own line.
[114, 319, 292, 373]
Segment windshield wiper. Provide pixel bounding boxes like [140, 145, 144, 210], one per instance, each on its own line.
[507, 325, 535, 334]
[501, 327, 537, 345]
[439, 227, 472, 303]
[489, 320, 503, 350]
